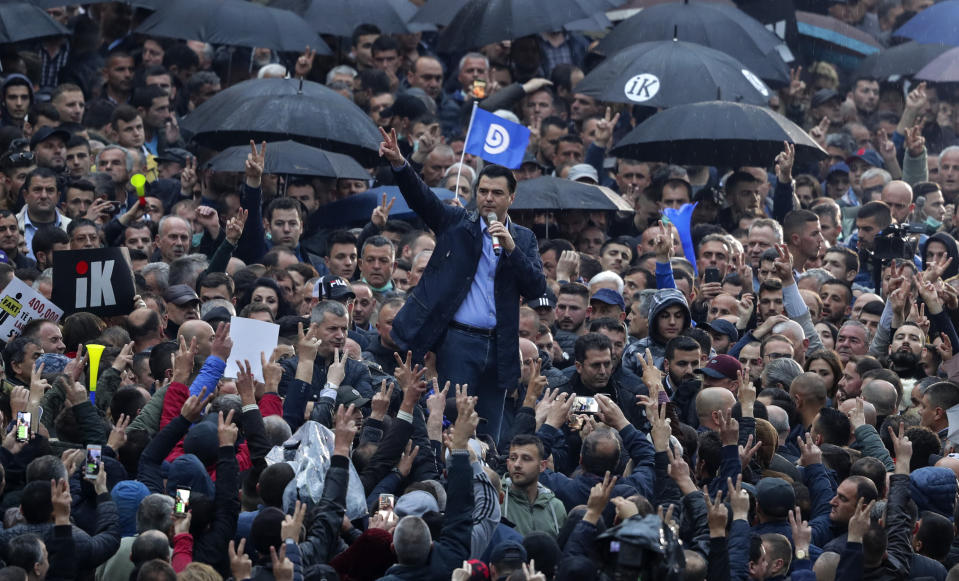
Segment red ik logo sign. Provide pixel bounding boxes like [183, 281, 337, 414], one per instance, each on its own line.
[75, 259, 116, 308]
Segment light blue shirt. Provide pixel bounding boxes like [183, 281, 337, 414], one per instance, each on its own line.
[453, 217, 502, 329]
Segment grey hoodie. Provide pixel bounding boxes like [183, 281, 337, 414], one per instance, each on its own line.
[621, 288, 691, 375]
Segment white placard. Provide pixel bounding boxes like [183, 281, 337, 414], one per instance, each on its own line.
[226, 316, 279, 382]
[0, 277, 63, 341]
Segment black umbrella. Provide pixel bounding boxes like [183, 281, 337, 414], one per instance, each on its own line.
[180, 78, 381, 164]
[0, 1, 68, 43]
[513, 177, 633, 212]
[202, 140, 370, 179]
[595, 1, 789, 85]
[435, 0, 616, 52]
[414, 0, 620, 31]
[576, 40, 771, 108]
[269, 0, 435, 36]
[609, 100, 826, 168]
[854, 41, 951, 80]
[135, 0, 330, 54]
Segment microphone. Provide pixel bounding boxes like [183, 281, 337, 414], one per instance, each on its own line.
[487, 212, 502, 256]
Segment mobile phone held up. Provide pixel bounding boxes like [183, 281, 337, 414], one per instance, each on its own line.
[15, 412, 30, 442]
[85, 444, 101, 479]
[175, 487, 191, 515]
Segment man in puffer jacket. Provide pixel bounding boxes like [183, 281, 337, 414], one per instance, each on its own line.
[621, 288, 692, 373]
[909, 466, 958, 518]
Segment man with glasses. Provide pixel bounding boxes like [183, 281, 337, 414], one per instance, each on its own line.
[762, 334, 795, 365]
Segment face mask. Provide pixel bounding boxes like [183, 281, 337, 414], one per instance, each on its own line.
[925, 216, 942, 230]
[192, 232, 203, 247]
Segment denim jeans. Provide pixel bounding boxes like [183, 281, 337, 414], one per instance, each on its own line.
[435, 325, 506, 442]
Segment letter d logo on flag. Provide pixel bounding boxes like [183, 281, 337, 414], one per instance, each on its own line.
[464, 105, 530, 169]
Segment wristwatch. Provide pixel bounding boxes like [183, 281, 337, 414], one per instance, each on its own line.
[795, 548, 808, 560]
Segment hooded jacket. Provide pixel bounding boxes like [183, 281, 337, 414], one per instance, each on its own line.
[621, 289, 691, 375]
[0, 74, 33, 127]
[501, 480, 567, 538]
[923, 232, 959, 280]
[909, 466, 958, 518]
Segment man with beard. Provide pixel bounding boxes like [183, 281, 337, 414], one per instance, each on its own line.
[553, 282, 589, 356]
[557, 333, 645, 427]
[887, 323, 924, 376]
[819, 279, 852, 326]
[30, 127, 69, 174]
[501, 434, 567, 538]
[622, 288, 692, 373]
[655, 335, 702, 426]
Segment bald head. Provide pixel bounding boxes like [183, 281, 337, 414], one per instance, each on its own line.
[881, 180, 914, 223]
[695, 387, 736, 429]
[838, 398, 877, 426]
[789, 372, 827, 414]
[852, 293, 882, 317]
[177, 319, 215, 359]
[861, 379, 897, 416]
[936, 455, 959, 480]
[345, 338, 362, 360]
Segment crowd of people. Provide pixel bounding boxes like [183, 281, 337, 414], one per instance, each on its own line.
[0, 0, 958, 580]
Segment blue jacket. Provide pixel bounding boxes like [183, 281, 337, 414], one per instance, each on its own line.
[389, 163, 546, 390]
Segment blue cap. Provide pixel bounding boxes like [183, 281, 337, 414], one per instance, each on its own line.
[489, 540, 527, 565]
[826, 162, 850, 176]
[847, 148, 884, 170]
[706, 319, 739, 342]
[590, 288, 625, 311]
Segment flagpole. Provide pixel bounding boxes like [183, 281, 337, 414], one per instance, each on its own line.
[455, 102, 479, 206]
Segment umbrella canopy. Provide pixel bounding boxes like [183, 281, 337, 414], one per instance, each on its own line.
[512, 176, 633, 212]
[0, 2, 68, 43]
[916, 46, 959, 82]
[180, 78, 381, 164]
[309, 187, 457, 228]
[135, 0, 330, 54]
[855, 41, 951, 80]
[609, 100, 827, 168]
[895, 0, 959, 46]
[595, 1, 789, 85]
[269, 0, 434, 36]
[576, 40, 771, 108]
[796, 10, 880, 69]
[414, 0, 619, 31]
[435, 0, 615, 52]
[201, 140, 370, 179]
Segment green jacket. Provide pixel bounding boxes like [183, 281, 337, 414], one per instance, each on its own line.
[501, 480, 567, 538]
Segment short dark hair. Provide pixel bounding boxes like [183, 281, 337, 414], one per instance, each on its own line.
[857, 201, 892, 230]
[826, 246, 859, 274]
[131, 85, 168, 110]
[477, 164, 517, 194]
[814, 408, 851, 446]
[924, 381, 959, 412]
[581, 429, 622, 475]
[574, 332, 611, 363]
[265, 196, 305, 223]
[682, 327, 711, 356]
[111, 104, 141, 129]
[162, 43, 199, 71]
[665, 335, 701, 360]
[258, 463, 295, 508]
[821, 278, 852, 302]
[6, 534, 44, 571]
[588, 317, 626, 335]
[783, 209, 819, 242]
[905, 426, 941, 471]
[916, 512, 954, 561]
[845, 474, 879, 504]
[509, 434, 545, 460]
[558, 281, 589, 302]
[850, 456, 887, 498]
[23, 167, 60, 194]
[197, 271, 235, 297]
[371, 35, 399, 56]
[326, 230, 357, 256]
[66, 177, 96, 195]
[3, 336, 39, 373]
[112, 386, 147, 424]
[148, 341, 177, 381]
[352, 24, 381, 46]
[19, 482, 52, 523]
[361, 235, 395, 257]
[725, 171, 761, 194]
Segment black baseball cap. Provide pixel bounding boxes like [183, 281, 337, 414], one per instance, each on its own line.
[313, 275, 355, 301]
[29, 126, 70, 148]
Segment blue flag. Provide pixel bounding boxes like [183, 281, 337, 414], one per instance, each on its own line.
[464, 106, 530, 169]
[663, 202, 698, 276]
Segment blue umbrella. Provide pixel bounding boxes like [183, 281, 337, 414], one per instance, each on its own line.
[895, 0, 959, 46]
[310, 187, 457, 228]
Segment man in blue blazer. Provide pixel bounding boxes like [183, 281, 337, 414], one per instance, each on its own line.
[378, 127, 546, 441]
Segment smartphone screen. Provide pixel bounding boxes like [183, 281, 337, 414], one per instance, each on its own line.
[378, 493, 395, 521]
[175, 487, 191, 514]
[704, 268, 722, 284]
[16, 412, 30, 442]
[471, 80, 486, 99]
[573, 396, 599, 414]
[85, 445, 101, 479]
